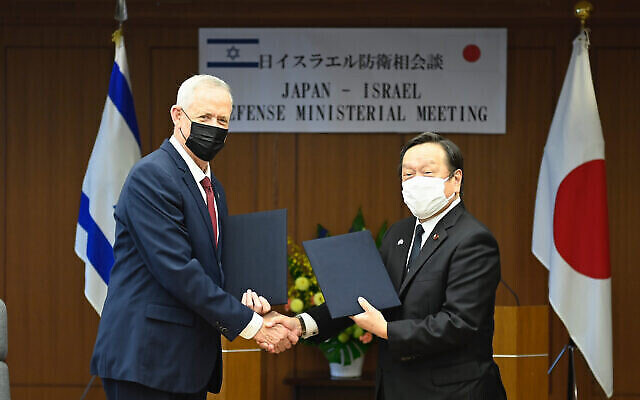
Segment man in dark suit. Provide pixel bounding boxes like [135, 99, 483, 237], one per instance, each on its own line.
[90, 75, 294, 400]
[270, 132, 506, 400]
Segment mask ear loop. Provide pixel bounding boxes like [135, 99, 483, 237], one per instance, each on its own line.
[181, 108, 193, 122]
[179, 108, 192, 142]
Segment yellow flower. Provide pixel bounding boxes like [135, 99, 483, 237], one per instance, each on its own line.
[290, 298, 304, 313]
[337, 332, 350, 343]
[295, 277, 310, 291]
[352, 326, 364, 338]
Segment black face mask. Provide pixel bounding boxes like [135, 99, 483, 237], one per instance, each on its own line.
[179, 110, 228, 161]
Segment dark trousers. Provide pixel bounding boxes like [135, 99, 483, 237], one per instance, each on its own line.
[102, 378, 207, 400]
[375, 361, 507, 400]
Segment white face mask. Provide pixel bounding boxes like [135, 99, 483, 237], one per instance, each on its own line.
[402, 176, 456, 220]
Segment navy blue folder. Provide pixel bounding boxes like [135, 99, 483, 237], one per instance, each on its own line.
[303, 230, 401, 319]
[222, 209, 288, 305]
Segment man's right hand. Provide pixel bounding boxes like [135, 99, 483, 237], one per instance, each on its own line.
[253, 312, 302, 353]
[265, 312, 302, 338]
[253, 321, 293, 353]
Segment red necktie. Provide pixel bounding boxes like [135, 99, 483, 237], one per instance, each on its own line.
[200, 177, 218, 247]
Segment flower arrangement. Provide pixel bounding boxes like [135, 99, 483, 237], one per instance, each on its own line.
[286, 208, 387, 366]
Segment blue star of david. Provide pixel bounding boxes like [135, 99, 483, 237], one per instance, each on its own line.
[226, 46, 240, 61]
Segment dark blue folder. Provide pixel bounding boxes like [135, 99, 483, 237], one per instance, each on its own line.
[303, 230, 401, 318]
[222, 209, 288, 305]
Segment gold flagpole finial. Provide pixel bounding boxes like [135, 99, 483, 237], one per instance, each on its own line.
[112, 0, 127, 45]
[112, 28, 123, 46]
[574, 1, 593, 30]
[115, 0, 128, 24]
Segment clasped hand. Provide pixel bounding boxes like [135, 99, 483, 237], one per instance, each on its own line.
[241, 289, 302, 354]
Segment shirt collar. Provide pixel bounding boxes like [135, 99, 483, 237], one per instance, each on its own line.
[169, 135, 211, 183]
[415, 196, 461, 235]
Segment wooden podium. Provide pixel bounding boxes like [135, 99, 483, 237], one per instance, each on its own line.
[493, 305, 549, 400]
[207, 337, 264, 400]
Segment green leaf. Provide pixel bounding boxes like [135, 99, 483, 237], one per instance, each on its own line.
[353, 340, 370, 354]
[317, 224, 330, 238]
[316, 337, 348, 364]
[346, 340, 362, 360]
[341, 348, 351, 366]
[376, 220, 388, 248]
[350, 207, 365, 232]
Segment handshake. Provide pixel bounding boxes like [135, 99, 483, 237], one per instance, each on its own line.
[241, 289, 385, 354]
[241, 289, 303, 354]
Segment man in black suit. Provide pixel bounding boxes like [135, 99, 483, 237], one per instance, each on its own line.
[269, 132, 507, 400]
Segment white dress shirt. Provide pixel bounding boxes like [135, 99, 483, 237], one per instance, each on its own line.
[405, 197, 461, 267]
[169, 136, 262, 339]
[299, 196, 461, 339]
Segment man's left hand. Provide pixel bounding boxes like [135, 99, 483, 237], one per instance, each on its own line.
[350, 297, 388, 339]
[241, 289, 271, 315]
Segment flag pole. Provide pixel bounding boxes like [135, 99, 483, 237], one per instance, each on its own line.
[80, 3, 129, 398]
[113, 0, 128, 42]
[115, 0, 128, 28]
[567, 338, 578, 400]
[547, 338, 578, 400]
[544, 4, 593, 400]
[564, 6, 593, 400]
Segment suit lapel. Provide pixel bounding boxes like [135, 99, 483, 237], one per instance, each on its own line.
[161, 140, 218, 263]
[388, 219, 415, 291]
[398, 203, 465, 296]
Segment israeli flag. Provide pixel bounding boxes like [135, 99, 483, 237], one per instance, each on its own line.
[204, 38, 260, 68]
[74, 35, 141, 315]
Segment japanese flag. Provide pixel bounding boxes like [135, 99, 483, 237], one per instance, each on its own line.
[532, 31, 613, 398]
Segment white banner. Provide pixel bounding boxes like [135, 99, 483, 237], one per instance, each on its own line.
[199, 28, 507, 134]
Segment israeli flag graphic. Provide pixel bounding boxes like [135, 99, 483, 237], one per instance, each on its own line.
[205, 38, 260, 68]
[75, 35, 141, 315]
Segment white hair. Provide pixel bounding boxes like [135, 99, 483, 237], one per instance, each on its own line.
[175, 75, 233, 110]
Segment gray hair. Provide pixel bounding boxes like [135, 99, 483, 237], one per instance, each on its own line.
[175, 75, 233, 110]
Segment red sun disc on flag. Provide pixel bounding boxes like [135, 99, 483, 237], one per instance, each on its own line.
[553, 159, 611, 279]
[463, 44, 481, 62]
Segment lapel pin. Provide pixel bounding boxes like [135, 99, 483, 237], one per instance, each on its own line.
[397, 239, 404, 245]
[433, 233, 439, 240]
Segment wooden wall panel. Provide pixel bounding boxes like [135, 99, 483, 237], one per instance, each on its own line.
[11, 385, 104, 400]
[0, 26, 6, 302]
[149, 47, 197, 152]
[5, 47, 109, 387]
[594, 47, 640, 397]
[256, 134, 297, 234]
[296, 134, 406, 240]
[213, 132, 259, 214]
[447, 47, 555, 308]
[5, 0, 640, 27]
